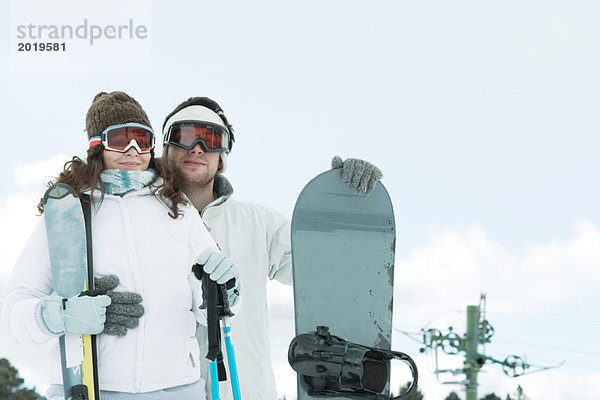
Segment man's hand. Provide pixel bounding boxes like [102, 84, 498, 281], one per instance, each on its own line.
[195, 249, 240, 285]
[331, 155, 383, 195]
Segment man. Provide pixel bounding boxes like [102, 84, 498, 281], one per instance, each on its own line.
[162, 97, 382, 399]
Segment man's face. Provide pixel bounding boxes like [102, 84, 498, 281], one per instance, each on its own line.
[166, 143, 221, 187]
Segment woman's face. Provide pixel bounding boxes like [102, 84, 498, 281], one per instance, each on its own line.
[102, 147, 151, 171]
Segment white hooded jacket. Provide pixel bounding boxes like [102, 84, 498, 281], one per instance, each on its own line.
[196, 175, 292, 400]
[1, 183, 220, 393]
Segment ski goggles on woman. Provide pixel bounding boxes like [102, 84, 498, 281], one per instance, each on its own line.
[164, 120, 230, 153]
[88, 123, 155, 154]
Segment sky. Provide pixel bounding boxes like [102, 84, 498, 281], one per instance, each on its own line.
[1, 1, 600, 399]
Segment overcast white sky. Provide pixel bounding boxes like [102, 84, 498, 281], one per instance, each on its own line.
[1, 1, 600, 399]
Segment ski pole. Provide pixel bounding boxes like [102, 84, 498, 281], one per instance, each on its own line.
[192, 263, 239, 399]
[209, 356, 220, 400]
[222, 317, 241, 400]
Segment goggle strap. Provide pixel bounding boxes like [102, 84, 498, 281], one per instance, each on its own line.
[89, 136, 102, 148]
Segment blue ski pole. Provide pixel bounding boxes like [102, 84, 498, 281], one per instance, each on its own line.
[209, 355, 220, 400]
[222, 318, 241, 400]
[193, 262, 240, 399]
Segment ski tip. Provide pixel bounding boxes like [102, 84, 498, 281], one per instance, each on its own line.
[43, 183, 78, 204]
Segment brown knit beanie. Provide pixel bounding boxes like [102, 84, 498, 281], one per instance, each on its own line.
[85, 91, 151, 137]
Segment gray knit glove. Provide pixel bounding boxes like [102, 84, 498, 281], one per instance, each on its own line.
[94, 274, 144, 336]
[331, 156, 383, 195]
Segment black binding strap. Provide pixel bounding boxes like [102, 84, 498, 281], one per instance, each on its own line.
[288, 326, 418, 400]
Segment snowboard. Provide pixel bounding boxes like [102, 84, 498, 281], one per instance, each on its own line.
[291, 169, 396, 399]
[43, 184, 99, 400]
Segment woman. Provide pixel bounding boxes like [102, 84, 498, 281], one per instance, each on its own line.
[1, 91, 239, 400]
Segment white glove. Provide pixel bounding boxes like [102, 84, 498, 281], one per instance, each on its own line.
[41, 293, 111, 334]
[195, 249, 240, 285]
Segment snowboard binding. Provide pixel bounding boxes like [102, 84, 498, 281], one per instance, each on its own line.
[288, 326, 418, 400]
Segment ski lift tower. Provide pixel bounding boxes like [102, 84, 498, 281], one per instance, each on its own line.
[419, 294, 563, 400]
[463, 302, 483, 400]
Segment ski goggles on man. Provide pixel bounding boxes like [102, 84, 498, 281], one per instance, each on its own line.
[164, 120, 230, 153]
[88, 123, 155, 154]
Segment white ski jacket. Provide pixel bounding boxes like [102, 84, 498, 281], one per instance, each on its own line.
[196, 175, 292, 400]
[1, 184, 222, 394]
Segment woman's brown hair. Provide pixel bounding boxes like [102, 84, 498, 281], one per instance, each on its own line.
[38, 146, 188, 219]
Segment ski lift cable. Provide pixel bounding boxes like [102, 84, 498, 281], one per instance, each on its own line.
[494, 339, 600, 356]
[563, 361, 600, 371]
[392, 327, 429, 345]
[484, 310, 600, 327]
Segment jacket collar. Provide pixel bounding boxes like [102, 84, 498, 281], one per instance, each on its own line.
[214, 174, 233, 199]
[202, 174, 233, 213]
